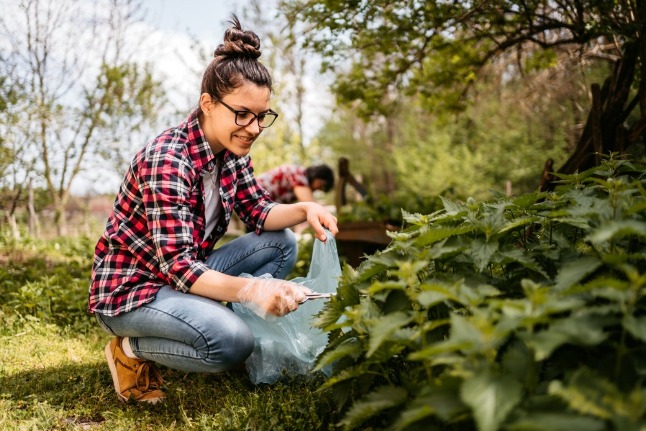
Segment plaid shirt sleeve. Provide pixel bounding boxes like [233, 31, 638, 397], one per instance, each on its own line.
[229, 156, 277, 233]
[139, 143, 209, 292]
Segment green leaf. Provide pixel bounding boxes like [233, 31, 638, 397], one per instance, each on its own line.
[315, 339, 362, 370]
[418, 282, 461, 307]
[622, 315, 646, 343]
[550, 369, 646, 422]
[553, 256, 602, 291]
[470, 238, 499, 272]
[500, 340, 534, 386]
[513, 192, 548, 209]
[441, 196, 468, 215]
[407, 341, 470, 363]
[498, 248, 548, 278]
[521, 317, 607, 361]
[505, 413, 605, 431]
[354, 257, 391, 283]
[339, 385, 408, 431]
[498, 216, 541, 234]
[415, 224, 476, 247]
[586, 220, 646, 244]
[366, 280, 407, 295]
[393, 378, 466, 429]
[318, 362, 372, 391]
[315, 297, 352, 331]
[367, 311, 412, 357]
[460, 371, 523, 431]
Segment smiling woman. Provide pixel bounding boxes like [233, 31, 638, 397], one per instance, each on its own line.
[87, 14, 338, 404]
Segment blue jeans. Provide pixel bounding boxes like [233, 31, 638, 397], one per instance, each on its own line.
[95, 229, 297, 373]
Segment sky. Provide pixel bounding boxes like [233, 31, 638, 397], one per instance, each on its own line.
[145, 0, 244, 40]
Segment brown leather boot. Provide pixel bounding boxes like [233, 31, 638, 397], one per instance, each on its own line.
[104, 337, 166, 404]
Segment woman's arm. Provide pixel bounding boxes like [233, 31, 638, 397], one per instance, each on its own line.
[189, 270, 247, 302]
[263, 202, 338, 241]
[189, 269, 310, 317]
[293, 185, 315, 202]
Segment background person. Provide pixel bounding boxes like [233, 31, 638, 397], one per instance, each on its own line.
[88, 15, 338, 404]
[256, 163, 335, 204]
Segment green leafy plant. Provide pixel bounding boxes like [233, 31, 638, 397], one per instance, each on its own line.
[315, 155, 646, 430]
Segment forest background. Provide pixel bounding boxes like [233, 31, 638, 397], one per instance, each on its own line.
[2, 0, 643, 238]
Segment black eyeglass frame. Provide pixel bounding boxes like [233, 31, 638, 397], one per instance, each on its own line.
[214, 98, 278, 129]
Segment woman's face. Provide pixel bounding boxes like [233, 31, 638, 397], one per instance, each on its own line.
[199, 82, 272, 157]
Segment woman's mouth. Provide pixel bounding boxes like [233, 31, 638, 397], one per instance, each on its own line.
[236, 135, 255, 146]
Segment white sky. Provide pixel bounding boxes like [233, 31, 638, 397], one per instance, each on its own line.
[145, 0, 243, 39]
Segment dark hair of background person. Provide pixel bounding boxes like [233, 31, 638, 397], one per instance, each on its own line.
[306, 164, 335, 192]
[198, 14, 273, 115]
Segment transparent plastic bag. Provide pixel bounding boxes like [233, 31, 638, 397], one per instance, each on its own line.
[232, 229, 341, 384]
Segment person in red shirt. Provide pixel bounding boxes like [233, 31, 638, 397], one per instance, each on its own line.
[88, 15, 338, 404]
[256, 164, 335, 204]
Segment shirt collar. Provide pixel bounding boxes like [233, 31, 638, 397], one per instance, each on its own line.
[185, 109, 217, 174]
[184, 109, 241, 175]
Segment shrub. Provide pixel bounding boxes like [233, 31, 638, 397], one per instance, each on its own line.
[315, 155, 646, 431]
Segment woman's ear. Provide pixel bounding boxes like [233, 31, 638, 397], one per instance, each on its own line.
[200, 93, 212, 116]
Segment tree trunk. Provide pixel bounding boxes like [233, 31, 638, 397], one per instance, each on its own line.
[543, 43, 643, 189]
[28, 180, 40, 237]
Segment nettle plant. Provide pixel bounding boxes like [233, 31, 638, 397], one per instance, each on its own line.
[315, 155, 646, 431]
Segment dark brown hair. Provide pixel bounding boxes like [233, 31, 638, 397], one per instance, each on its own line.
[306, 164, 335, 192]
[198, 15, 273, 114]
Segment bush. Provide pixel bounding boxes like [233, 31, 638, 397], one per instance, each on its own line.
[315, 155, 646, 431]
[0, 235, 94, 331]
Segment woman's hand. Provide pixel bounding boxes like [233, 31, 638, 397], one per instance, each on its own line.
[264, 202, 338, 242]
[237, 278, 312, 319]
[300, 202, 338, 242]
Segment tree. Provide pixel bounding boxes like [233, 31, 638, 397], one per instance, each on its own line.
[0, 0, 165, 235]
[281, 0, 645, 183]
[0, 43, 31, 235]
[240, 1, 335, 175]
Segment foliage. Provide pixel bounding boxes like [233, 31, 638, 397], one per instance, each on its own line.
[0, 0, 166, 234]
[315, 155, 646, 430]
[319, 83, 575, 210]
[281, 0, 643, 118]
[0, 234, 95, 331]
[281, 0, 645, 188]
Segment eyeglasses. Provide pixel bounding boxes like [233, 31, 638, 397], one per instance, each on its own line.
[214, 98, 278, 129]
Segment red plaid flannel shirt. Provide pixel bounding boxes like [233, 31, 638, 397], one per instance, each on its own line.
[256, 164, 309, 203]
[88, 110, 276, 316]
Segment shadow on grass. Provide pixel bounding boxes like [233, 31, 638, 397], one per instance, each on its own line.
[2, 361, 340, 430]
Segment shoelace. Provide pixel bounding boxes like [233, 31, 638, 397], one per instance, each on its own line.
[136, 361, 163, 391]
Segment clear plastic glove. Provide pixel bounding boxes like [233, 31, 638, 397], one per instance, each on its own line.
[237, 278, 312, 319]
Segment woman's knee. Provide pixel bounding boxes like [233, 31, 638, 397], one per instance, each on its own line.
[202, 318, 255, 369]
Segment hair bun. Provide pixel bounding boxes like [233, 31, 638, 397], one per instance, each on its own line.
[213, 16, 262, 60]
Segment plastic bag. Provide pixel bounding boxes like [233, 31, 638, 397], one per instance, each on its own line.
[232, 229, 341, 384]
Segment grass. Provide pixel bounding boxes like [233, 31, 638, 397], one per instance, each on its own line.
[0, 234, 341, 430]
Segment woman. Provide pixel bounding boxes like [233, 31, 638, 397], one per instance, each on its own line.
[88, 16, 338, 404]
